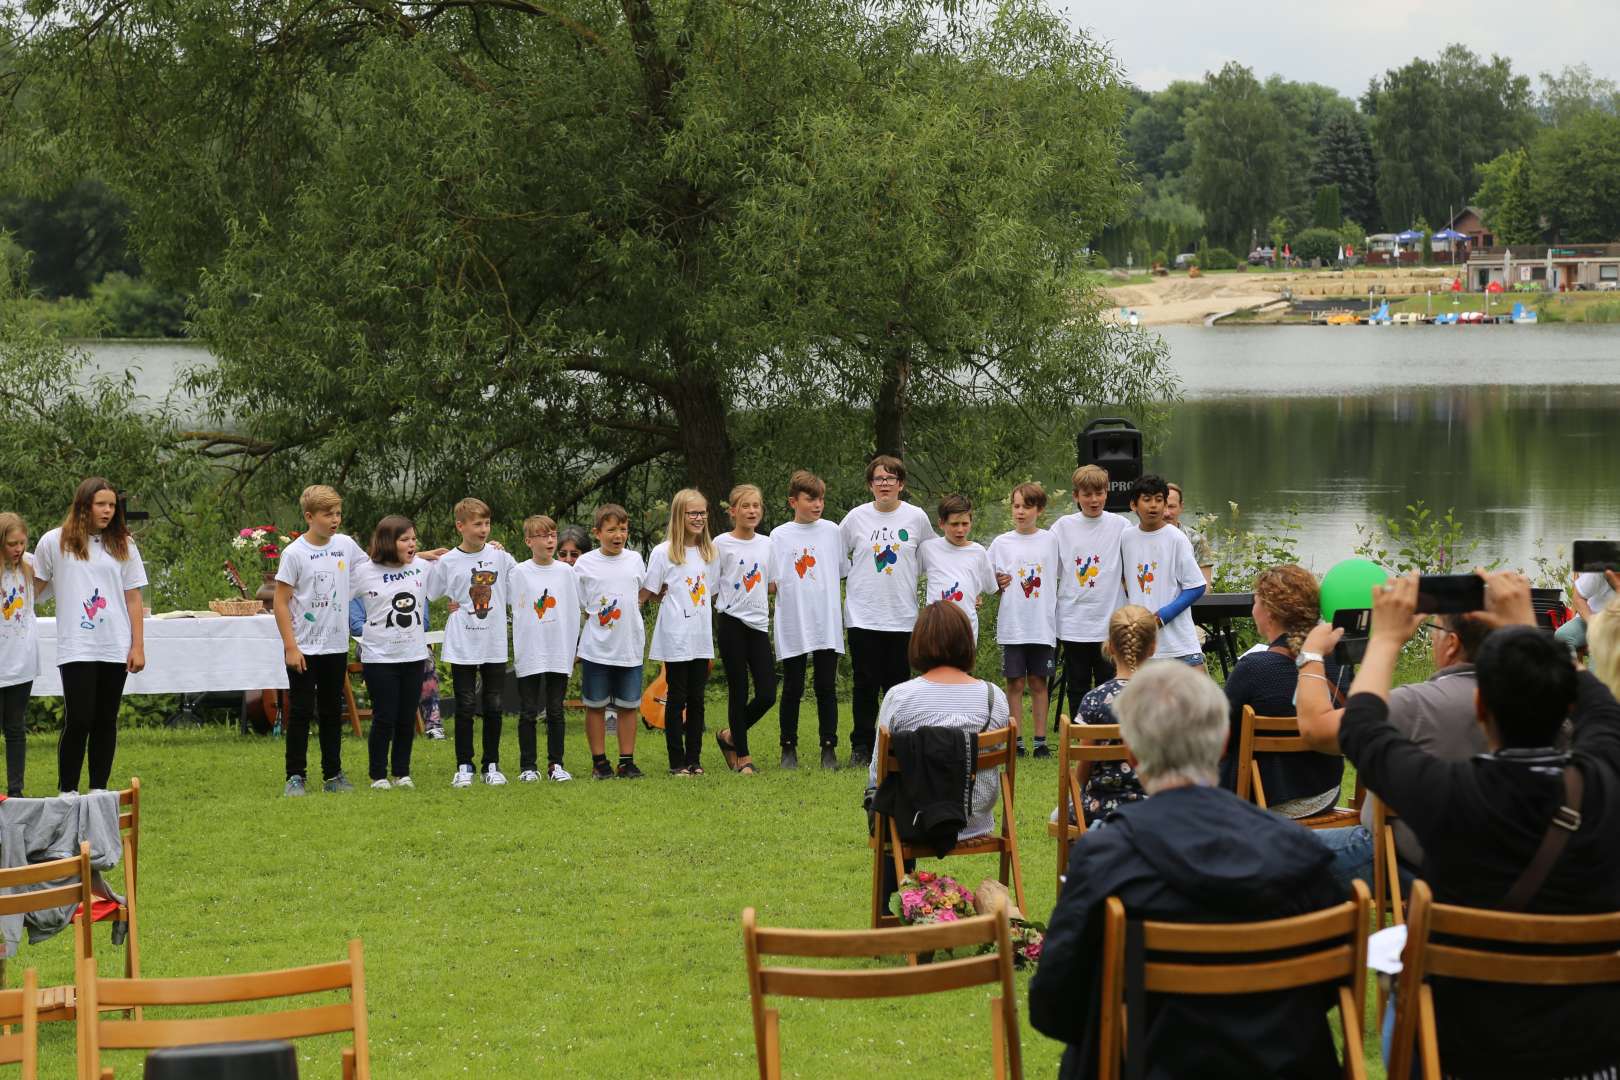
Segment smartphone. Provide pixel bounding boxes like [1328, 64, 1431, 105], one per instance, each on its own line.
[1417, 574, 1485, 614]
[1332, 608, 1370, 666]
[1573, 540, 1620, 574]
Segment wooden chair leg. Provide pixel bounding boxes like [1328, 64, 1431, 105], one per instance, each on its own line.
[990, 997, 1007, 1080]
[763, 1007, 782, 1080]
[343, 678, 363, 738]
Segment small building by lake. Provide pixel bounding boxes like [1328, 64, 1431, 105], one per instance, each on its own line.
[1466, 243, 1620, 292]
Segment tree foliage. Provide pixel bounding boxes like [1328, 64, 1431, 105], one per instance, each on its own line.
[1310, 112, 1377, 227]
[1529, 111, 1620, 243]
[1473, 148, 1541, 245]
[1186, 63, 1291, 250]
[1311, 185, 1341, 229]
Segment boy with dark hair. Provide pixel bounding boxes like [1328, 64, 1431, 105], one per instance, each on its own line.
[1118, 474, 1206, 665]
[918, 494, 995, 644]
[573, 503, 648, 779]
[990, 481, 1061, 756]
[770, 470, 848, 770]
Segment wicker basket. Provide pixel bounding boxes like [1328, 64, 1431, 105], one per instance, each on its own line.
[208, 598, 264, 617]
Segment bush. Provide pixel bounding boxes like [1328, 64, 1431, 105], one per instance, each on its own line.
[1292, 227, 1341, 264]
[89, 273, 188, 337]
[1088, 252, 1110, 270]
[1201, 247, 1238, 270]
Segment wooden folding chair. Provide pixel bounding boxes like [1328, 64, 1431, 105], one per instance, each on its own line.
[742, 903, 1022, 1080]
[0, 843, 95, 1025]
[1238, 706, 1363, 828]
[1097, 880, 1371, 1080]
[1047, 715, 1131, 896]
[1387, 881, 1620, 1080]
[78, 938, 372, 1080]
[1368, 793, 1405, 1018]
[0, 969, 40, 1080]
[870, 719, 1025, 930]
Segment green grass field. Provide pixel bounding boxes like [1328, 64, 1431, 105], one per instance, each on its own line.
[14, 684, 1408, 1079]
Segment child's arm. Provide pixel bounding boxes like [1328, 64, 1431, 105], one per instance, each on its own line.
[124, 587, 145, 673]
[273, 582, 305, 673]
[1154, 583, 1205, 627]
[1571, 573, 1595, 620]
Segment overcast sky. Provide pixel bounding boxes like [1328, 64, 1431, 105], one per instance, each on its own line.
[1054, 1, 1620, 99]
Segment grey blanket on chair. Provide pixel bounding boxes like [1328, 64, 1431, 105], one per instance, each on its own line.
[0, 792, 125, 958]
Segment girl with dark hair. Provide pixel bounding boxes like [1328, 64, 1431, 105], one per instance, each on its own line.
[350, 515, 431, 789]
[33, 477, 146, 794]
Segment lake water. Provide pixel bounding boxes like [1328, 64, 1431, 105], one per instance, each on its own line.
[78, 326, 1620, 574]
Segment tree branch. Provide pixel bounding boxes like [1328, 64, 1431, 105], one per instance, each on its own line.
[559, 440, 677, 513]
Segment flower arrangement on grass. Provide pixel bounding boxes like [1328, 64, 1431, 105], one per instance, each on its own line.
[231, 525, 298, 576]
[894, 872, 1046, 968]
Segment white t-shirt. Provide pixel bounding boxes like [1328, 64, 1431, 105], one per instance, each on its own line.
[769, 520, 847, 659]
[351, 558, 431, 664]
[643, 542, 718, 663]
[274, 533, 368, 656]
[34, 528, 148, 666]
[1120, 524, 1206, 658]
[839, 501, 936, 632]
[918, 538, 996, 641]
[0, 563, 40, 688]
[987, 529, 1060, 647]
[1576, 572, 1615, 615]
[509, 560, 581, 677]
[713, 533, 773, 633]
[574, 548, 648, 668]
[1051, 511, 1129, 642]
[429, 546, 517, 665]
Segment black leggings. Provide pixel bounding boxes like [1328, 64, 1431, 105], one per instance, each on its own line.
[363, 661, 425, 781]
[58, 661, 127, 792]
[848, 627, 911, 754]
[1061, 640, 1115, 718]
[663, 659, 710, 770]
[780, 649, 838, 749]
[716, 614, 776, 757]
[286, 651, 347, 782]
[0, 681, 30, 796]
[451, 662, 506, 771]
[517, 672, 568, 771]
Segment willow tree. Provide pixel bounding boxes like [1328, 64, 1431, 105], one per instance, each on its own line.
[10, 0, 1168, 521]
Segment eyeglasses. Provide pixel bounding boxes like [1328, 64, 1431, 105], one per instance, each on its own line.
[870, 475, 900, 486]
[685, 510, 708, 519]
[1421, 621, 1453, 636]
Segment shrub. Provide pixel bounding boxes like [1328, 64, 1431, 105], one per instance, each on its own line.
[1292, 227, 1341, 264]
[1088, 251, 1110, 270]
[1201, 247, 1238, 270]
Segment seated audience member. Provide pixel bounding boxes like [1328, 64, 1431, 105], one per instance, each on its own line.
[1295, 609, 1492, 893]
[1029, 662, 1344, 1080]
[1069, 605, 1157, 826]
[1334, 571, 1620, 1080]
[1164, 482, 1215, 586]
[1555, 567, 1616, 656]
[1219, 565, 1350, 817]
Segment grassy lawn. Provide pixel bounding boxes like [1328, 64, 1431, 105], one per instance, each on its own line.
[15, 652, 1426, 1078]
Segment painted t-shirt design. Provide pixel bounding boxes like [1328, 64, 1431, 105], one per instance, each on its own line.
[1074, 555, 1102, 589]
[386, 592, 419, 629]
[734, 561, 762, 594]
[684, 574, 709, 613]
[1135, 561, 1157, 594]
[80, 588, 108, 631]
[595, 596, 622, 628]
[533, 588, 557, 622]
[794, 548, 818, 580]
[1, 582, 24, 621]
[1018, 563, 1044, 599]
[868, 527, 910, 573]
[305, 569, 337, 624]
[937, 580, 964, 603]
[469, 569, 497, 620]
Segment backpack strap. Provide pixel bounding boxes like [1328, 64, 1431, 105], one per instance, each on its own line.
[1501, 764, 1584, 911]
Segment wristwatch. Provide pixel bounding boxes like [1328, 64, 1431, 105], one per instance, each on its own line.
[1295, 651, 1325, 669]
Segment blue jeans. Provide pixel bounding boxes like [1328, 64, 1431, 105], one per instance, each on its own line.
[1312, 824, 1375, 896]
[1556, 615, 1588, 653]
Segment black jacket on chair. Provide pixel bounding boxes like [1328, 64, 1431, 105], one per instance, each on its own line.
[871, 727, 977, 858]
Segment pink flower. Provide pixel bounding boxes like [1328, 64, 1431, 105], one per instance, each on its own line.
[937, 908, 958, 922]
[238, 528, 253, 538]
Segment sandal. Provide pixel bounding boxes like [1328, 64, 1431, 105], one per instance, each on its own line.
[737, 762, 759, 775]
[688, 764, 705, 776]
[669, 767, 692, 777]
[715, 730, 739, 771]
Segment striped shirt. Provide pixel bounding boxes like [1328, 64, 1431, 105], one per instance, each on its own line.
[868, 677, 1011, 839]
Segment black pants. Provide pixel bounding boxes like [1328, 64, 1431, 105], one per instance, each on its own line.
[363, 661, 425, 781]
[451, 662, 507, 771]
[517, 672, 568, 771]
[780, 649, 838, 749]
[848, 627, 911, 754]
[58, 661, 127, 792]
[716, 614, 776, 757]
[0, 681, 30, 796]
[663, 658, 710, 770]
[1061, 640, 1115, 717]
[286, 651, 347, 782]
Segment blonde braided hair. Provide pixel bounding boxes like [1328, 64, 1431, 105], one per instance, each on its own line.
[1253, 564, 1320, 655]
[1102, 605, 1158, 676]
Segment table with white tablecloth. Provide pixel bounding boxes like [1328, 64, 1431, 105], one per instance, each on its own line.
[29, 615, 289, 696]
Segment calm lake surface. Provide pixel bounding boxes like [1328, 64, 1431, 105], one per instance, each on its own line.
[80, 326, 1620, 573]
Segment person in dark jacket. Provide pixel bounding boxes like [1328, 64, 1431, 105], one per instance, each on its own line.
[1029, 661, 1345, 1080]
[1328, 570, 1620, 1080]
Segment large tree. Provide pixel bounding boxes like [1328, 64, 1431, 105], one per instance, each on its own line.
[1530, 111, 1620, 243]
[1310, 111, 1378, 228]
[8, 0, 1167, 521]
[1186, 62, 1290, 250]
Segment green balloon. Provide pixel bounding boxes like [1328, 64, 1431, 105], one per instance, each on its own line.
[1319, 558, 1387, 620]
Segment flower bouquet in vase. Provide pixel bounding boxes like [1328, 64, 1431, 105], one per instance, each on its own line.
[895, 871, 976, 961]
[231, 525, 299, 605]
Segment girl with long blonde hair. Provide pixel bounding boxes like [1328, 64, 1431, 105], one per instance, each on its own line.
[713, 483, 776, 775]
[0, 513, 40, 795]
[1073, 605, 1158, 824]
[639, 488, 720, 774]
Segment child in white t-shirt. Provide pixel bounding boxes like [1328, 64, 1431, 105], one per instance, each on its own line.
[640, 488, 719, 776]
[273, 483, 368, 796]
[0, 513, 40, 796]
[1119, 474, 1208, 664]
[918, 494, 995, 643]
[429, 497, 519, 789]
[574, 504, 648, 780]
[350, 515, 431, 790]
[838, 455, 936, 768]
[509, 515, 580, 782]
[1051, 464, 1130, 724]
[770, 470, 848, 770]
[988, 482, 1061, 757]
[1556, 570, 1616, 655]
[713, 484, 775, 774]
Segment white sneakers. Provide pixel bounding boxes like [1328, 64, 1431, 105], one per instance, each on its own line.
[518, 769, 542, 783]
[483, 764, 508, 786]
[547, 763, 573, 783]
[451, 764, 475, 789]
[370, 778, 392, 790]
[393, 776, 415, 789]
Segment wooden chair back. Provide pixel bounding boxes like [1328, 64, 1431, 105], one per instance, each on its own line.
[0, 969, 39, 1080]
[1238, 706, 1363, 828]
[1049, 715, 1132, 896]
[0, 843, 95, 1025]
[743, 903, 1022, 1080]
[1370, 795, 1403, 929]
[1388, 881, 1620, 1080]
[1097, 880, 1371, 1080]
[870, 718, 1024, 931]
[78, 938, 371, 1080]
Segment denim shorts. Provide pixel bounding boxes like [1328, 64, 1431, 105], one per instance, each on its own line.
[579, 660, 642, 710]
[1001, 643, 1056, 680]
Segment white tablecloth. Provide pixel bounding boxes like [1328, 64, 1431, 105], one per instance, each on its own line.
[30, 615, 289, 696]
